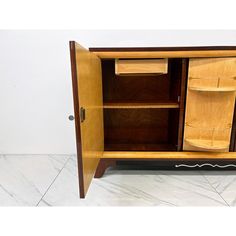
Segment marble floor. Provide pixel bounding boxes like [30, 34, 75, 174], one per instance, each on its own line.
[1, 154, 236, 206]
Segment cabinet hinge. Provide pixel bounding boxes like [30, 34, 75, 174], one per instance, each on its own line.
[80, 107, 86, 123]
[177, 96, 180, 102]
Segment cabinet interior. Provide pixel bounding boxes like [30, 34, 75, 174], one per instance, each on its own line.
[101, 59, 185, 151]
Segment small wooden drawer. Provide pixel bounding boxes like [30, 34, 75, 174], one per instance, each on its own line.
[115, 59, 168, 75]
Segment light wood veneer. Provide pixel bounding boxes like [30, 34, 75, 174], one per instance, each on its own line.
[102, 151, 236, 159]
[115, 59, 168, 75]
[92, 50, 236, 59]
[183, 58, 236, 152]
[74, 43, 104, 196]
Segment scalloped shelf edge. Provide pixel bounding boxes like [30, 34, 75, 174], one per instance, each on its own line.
[188, 86, 236, 92]
[185, 138, 230, 150]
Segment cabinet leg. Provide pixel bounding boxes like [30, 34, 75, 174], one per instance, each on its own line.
[94, 159, 116, 178]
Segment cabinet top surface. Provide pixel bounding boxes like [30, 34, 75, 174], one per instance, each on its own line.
[89, 46, 236, 51]
[88, 46, 236, 58]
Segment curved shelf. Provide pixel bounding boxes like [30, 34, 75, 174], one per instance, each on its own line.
[188, 86, 236, 92]
[185, 138, 229, 150]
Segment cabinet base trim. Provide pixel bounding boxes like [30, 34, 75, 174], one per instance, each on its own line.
[101, 151, 236, 159]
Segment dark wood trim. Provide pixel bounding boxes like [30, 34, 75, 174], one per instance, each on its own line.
[230, 99, 236, 152]
[92, 158, 236, 176]
[99, 158, 236, 167]
[90, 46, 236, 52]
[177, 59, 188, 151]
[94, 159, 116, 178]
[69, 41, 85, 198]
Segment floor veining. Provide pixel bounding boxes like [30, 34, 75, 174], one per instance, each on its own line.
[1, 155, 236, 206]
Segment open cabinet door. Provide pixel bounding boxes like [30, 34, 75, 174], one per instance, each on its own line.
[70, 41, 104, 198]
[183, 58, 236, 152]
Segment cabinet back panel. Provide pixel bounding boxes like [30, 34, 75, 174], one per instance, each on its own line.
[168, 109, 180, 145]
[102, 60, 170, 102]
[104, 109, 179, 151]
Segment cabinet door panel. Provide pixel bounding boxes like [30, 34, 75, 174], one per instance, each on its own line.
[70, 41, 104, 198]
[183, 58, 236, 152]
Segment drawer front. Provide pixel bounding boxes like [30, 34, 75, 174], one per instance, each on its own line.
[115, 59, 168, 75]
[183, 58, 236, 152]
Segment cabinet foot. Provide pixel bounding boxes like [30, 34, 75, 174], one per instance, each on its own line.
[94, 159, 116, 178]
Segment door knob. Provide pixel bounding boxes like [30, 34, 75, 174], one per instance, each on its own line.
[68, 115, 74, 121]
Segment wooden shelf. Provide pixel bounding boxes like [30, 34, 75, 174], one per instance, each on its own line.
[103, 102, 179, 109]
[189, 86, 236, 92]
[185, 138, 229, 150]
[101, 151, 236, 159]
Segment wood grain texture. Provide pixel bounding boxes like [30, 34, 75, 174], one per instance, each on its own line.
[230, 105, 236, 151]
[185, 139, 229, 150]
[115, 59, 168, 75]
[104, 143, 176, 151]
[69, 42, 85, 198]
[188, 77, 236, 90]
[183, 58, 236, 152]
[104, 109, 169, 145]
[103, 102, 179, 109]
[102, 151, 236, 159]
[91, 50, 236, 59]
[177, 59, 188, 150]
[102, 60, 171, 103]
[187, 58, 236, 78]
[74, 42, 104, 197]
[102, 59, 182, 151]
[90, 46, 236, 52]
[188, 86, 236, 92]
[94, 159, 116, 178]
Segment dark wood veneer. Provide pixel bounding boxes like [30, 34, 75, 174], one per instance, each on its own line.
[94, 159, 116, 178]
[104, 109, 169, 148]
[90, 46, 236, 52]
[69, 41, 85, 198]
[101, 60, 170, 102]
[230, 101, 236, 151]
[102, 59, 184, 151]
[177, 59, 188, 150]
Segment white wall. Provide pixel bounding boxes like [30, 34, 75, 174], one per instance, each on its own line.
[0, 30, 236, 154]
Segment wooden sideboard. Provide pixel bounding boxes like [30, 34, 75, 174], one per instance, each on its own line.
[69, 42, 236, 198]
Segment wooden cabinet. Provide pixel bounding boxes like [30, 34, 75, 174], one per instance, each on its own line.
[70, 42, 236, 198]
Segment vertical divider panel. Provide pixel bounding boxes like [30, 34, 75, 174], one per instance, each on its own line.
[177, 59, 188, 151]
[230, 104, 236, 151]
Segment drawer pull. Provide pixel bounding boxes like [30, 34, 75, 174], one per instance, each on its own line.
[80, 107, 86, 123]
[175, 163, 236, 168]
